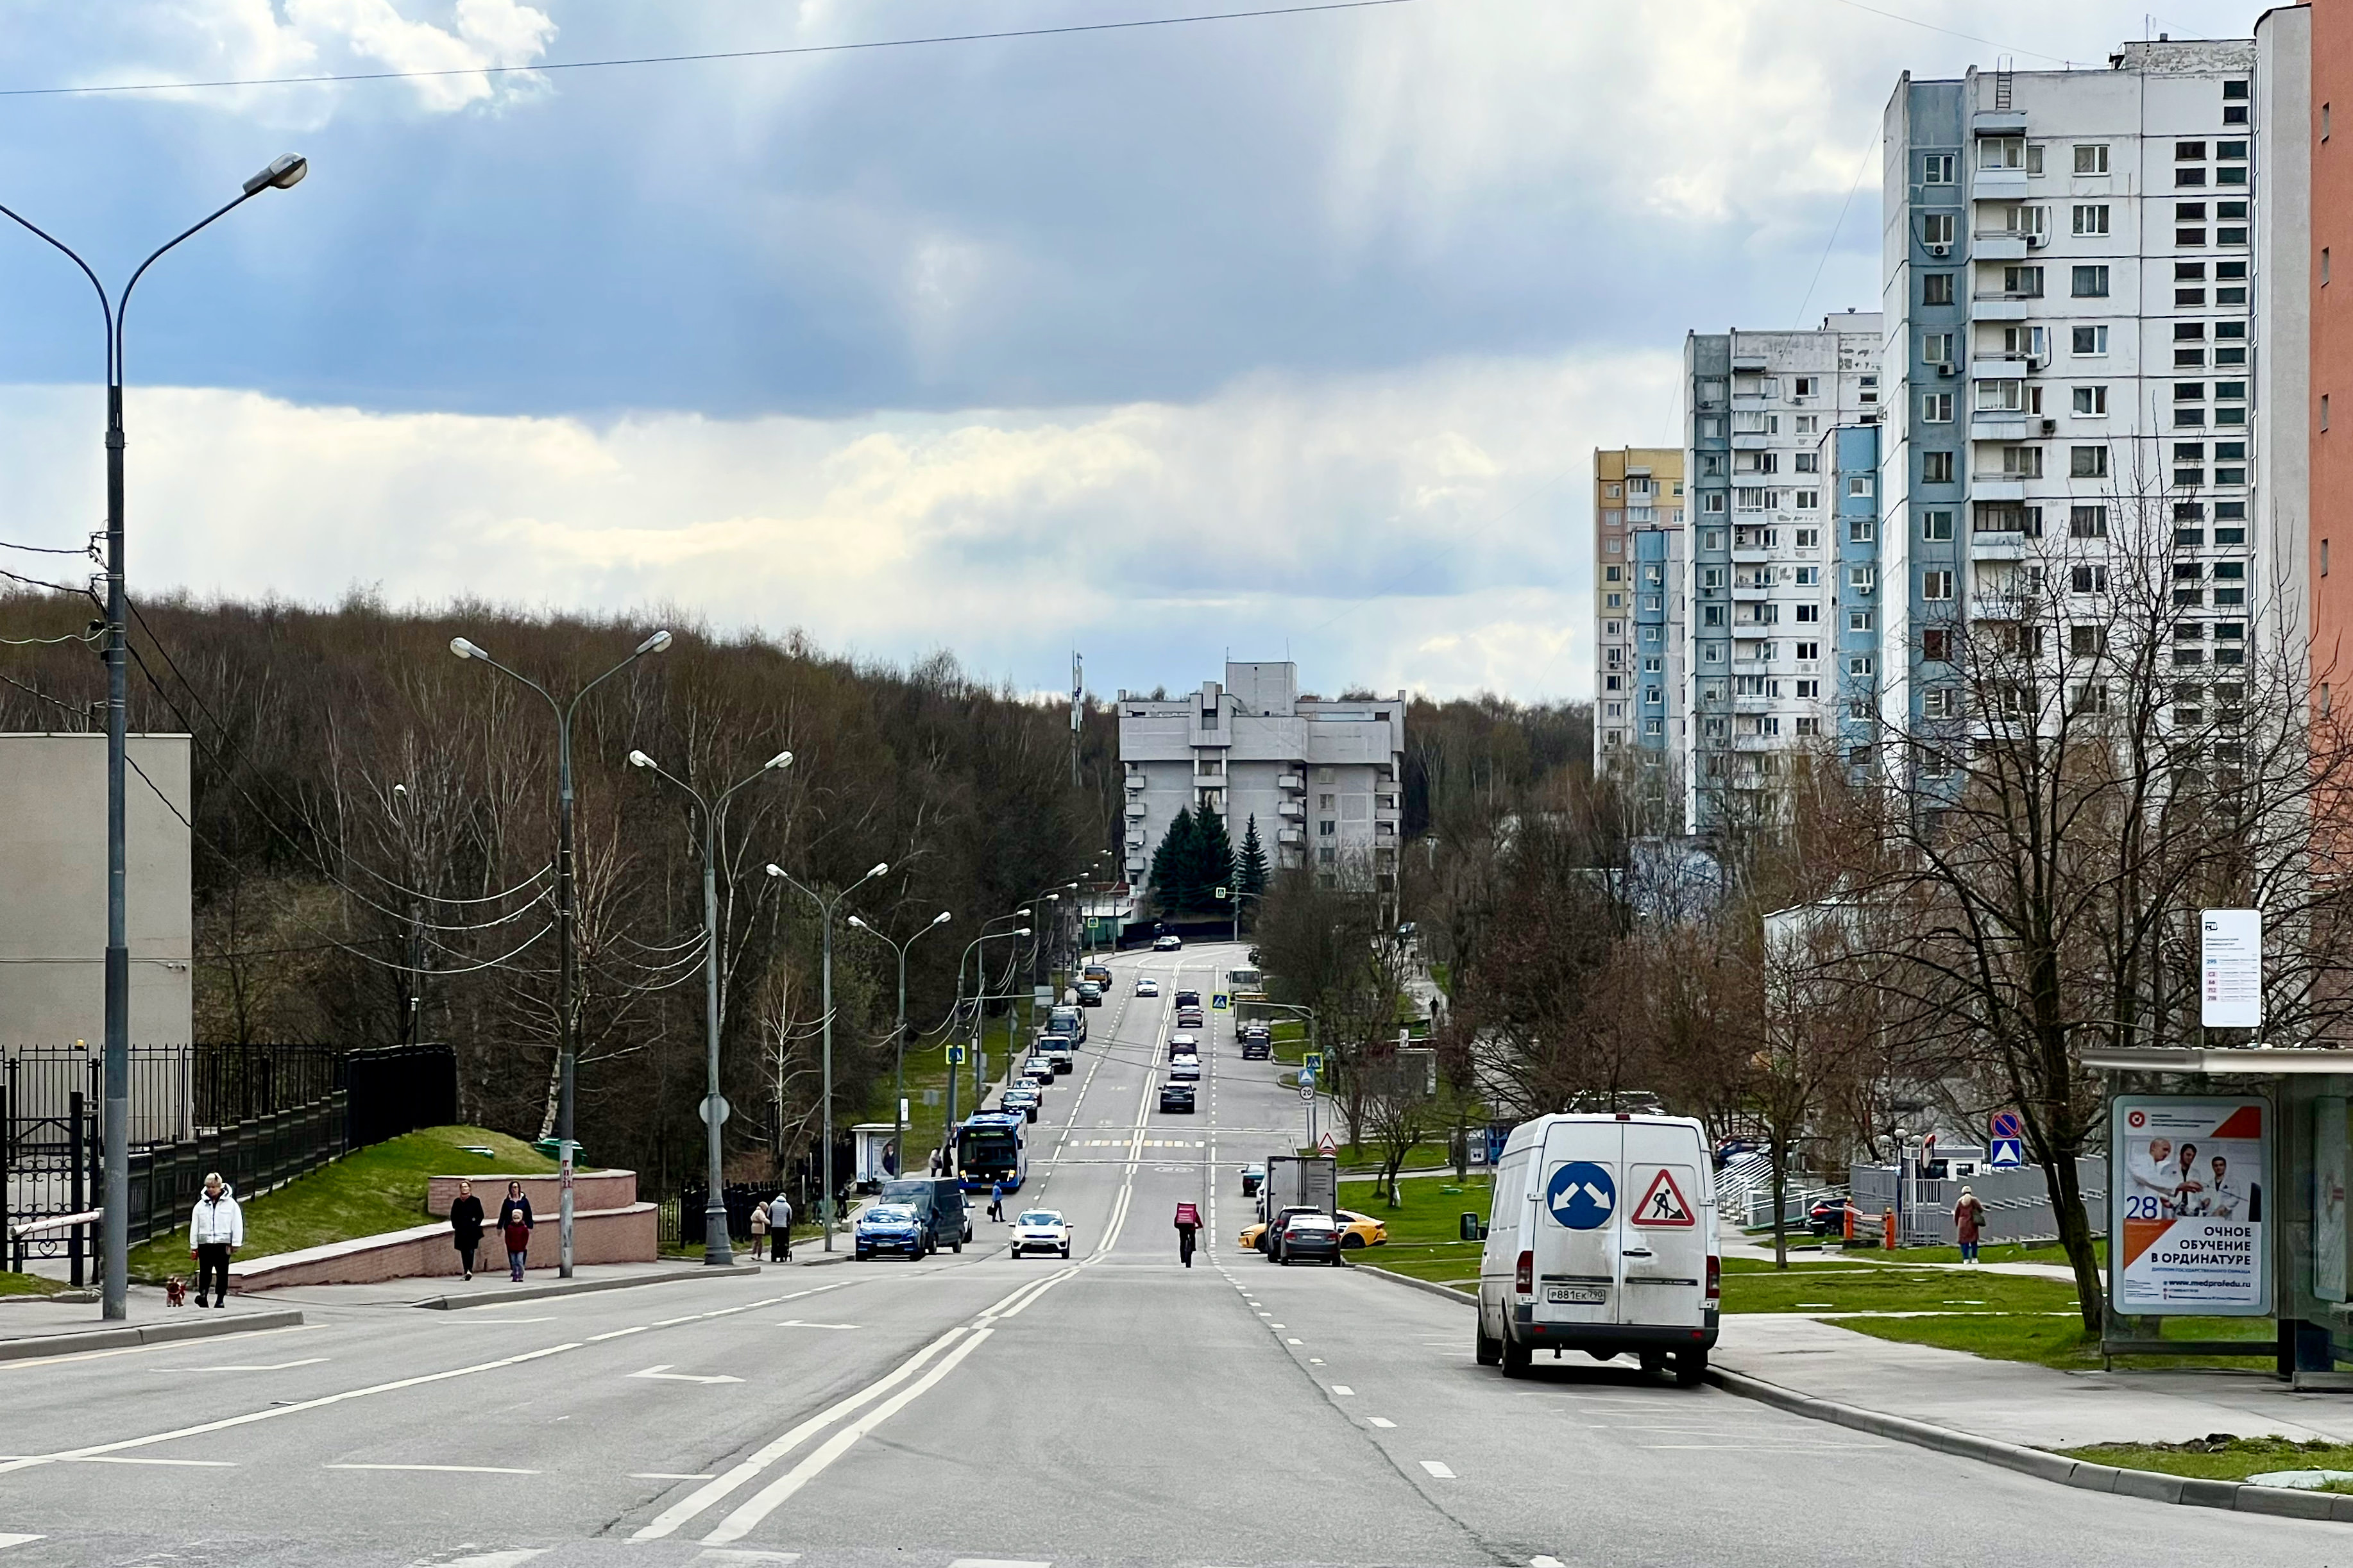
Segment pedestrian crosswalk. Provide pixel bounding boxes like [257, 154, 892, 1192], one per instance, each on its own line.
[1071, 1138, 1207, 1147]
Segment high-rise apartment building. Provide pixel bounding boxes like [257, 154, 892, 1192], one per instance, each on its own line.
[1682, 314, 1884, 832]
[1593, 447, 1686, 779]
[1881, 42, 2271, 760]
[1117, 662, 1406, 895]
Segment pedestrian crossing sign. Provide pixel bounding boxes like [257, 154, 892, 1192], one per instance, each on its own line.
[946, 1044, 966, 1065]
[1212, 993, 1230, 1010]
[1629, 1167, 1696, 1227]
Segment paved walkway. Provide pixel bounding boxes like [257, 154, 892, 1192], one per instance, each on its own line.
[1714, 1313, 2350, 1449]
[1720, 1222, 2079, 1281]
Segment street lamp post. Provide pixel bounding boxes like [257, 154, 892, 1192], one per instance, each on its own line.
[766, 861, 891, 1250]
[452, 628, 672, 1276]
[628, 748, 794, 1265]
[1, 155, 310, 1320]
[948, 916, 1028, 1159]
[1249, 1000, 1322, 1149]
[845, 910, 953, 1178]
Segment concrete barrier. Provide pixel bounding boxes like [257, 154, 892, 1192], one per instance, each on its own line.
[228, 1202, 658, 1292]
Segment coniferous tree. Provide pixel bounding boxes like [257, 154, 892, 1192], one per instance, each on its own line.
[1237, 816, 1270, 903]
[1191, 810, 1237, 915]
[1150, 806, 1200, 911]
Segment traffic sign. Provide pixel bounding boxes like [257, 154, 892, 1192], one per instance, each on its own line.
[946, 1043, 967, 1065]
[1989, 1110, 2025, 1169]
[1318, 1132, 1336, 1156]
[1298, 1085, 1315, 1103]
[1545, 1161, 1615, 1230]
[1302, 1052, 1324, 1076]
[1212, 993, 1230, 1011]
[1629, 1168, 1695, 1227]
[697, 1094, 731, 1127]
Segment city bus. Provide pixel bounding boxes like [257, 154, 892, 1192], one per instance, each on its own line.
[955, 1112, 1029, 1193]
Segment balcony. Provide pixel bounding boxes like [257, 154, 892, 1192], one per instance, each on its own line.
[1733, 695, 1774, 714]
[1123, 773, 1146, 791]
[1732, 582, 1770, 601]
[1969, 353, 2037, 380]
[1732, 732, 1780, 752]
[1731, 546, 1772, 565]
[1969, 414, 2030, 441]
[1277, 800, 1305, 820]
[1277, 827, 1305, 847]
[1971, 298, 2033, 321]
[1731, 353, 1769, 371]
[1125, 834, 1146, 850]
[1969, 530, 2027, 561]
[1277, 772, 1304, 791]
[1969, 477, 2028, 500]
[1973, 168, 2029, 198]
[1972, 233, 2029, 260]
[1376, 805, 1401, 824]
[1731, 394, 1772, 412]
[1191, 771, 1227, 789]
[1123, 799, 1147, 818]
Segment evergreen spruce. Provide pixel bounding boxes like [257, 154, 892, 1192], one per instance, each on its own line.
[1150, 807, 1199, 910]
[1192, 811, 1236, 915]
[1237, 816, 1270, 908]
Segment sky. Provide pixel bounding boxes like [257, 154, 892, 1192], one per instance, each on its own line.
[0, 0, 2276, 704]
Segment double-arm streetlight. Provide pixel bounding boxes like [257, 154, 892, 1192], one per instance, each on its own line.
[845, 909, 953, 1177]
[3, 154, 310, 1320]
[628, 747, 795, 1265]
[765, 860, 890, 1250]
[948, 915, 1030, 1155]
[451, 628, 671, 1276]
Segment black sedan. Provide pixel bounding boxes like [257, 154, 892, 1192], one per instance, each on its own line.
[1158, 1083, 1196, 1113]
[1277, 1213, 1343, 1266]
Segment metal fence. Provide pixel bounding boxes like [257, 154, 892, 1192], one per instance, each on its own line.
[1848, 1156, 2107, 1247]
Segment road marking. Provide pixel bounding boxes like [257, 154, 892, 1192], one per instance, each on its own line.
[629, 1365, 745, 1385]
[770, 1321, 858, 1329]
[454, 1317, 557, 1324]
[0, 1454, 238, 1467]
[688, 1553, 800, 1565]
[1531, 1558, 1565, 1567]
[1419, 1460, 1456, 1478]
[590, 1326, 649, 1342]
[329, 1463, 541, 1474]
[1269, 1322, 1285, 1329]
[1286, 1338, 1302, 1344]
[1308, 1358, 1325, 1365]
[633, 1472, 717, 1480]
[1331, 1385, 1355, 1396]
[946, 1561, 1051, 1567]
[633, 1327, 973, 1540]
[1368, 1417, 1396, 1428]
[702, 1328, 996, 1544]
[0, 1340, 581, 1476]
[0, 1324, 313, 1372]
[182, 1358, 330, 1372]
[409, 1551, 550, 1567]
[0, 1541, 39, 1554]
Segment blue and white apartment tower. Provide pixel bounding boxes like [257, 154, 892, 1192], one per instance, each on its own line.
[1830, 422, 1885, 769]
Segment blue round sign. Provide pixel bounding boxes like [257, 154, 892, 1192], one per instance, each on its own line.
[1545, 1161, 1616, 1230]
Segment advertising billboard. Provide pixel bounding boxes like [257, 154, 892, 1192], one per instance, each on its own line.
[2111, 1095, 2269, 1315]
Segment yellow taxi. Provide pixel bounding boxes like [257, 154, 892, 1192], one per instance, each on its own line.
[1237, 1208, 1388, 1252]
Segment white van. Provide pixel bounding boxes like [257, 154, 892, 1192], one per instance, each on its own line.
[1472, 1112, 1719, 1385]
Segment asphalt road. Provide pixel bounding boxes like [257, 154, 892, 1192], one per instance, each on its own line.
[0, 942, 2342, 1565]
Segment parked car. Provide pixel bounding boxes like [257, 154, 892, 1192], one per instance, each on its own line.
[1246, 1204, 1326, 1259]
[1807, 1197, 1851, 1236]
[1158, 1083, 1196, 1113]
[998, 1086, 1041, 1122]
[1169, 1056, 1201, 1082]
[1153, 934, 1182, 951]
[1077, 981, 1104, 1007]
[876, 1176, 971, 1252]
[1277, 1212, 1344, 1266]
[1332, 1209, 1389, 1250]
[1010, 1208, 1074, 1259]
[1136, 977, 1160, 997]
[1241, 1163, 1265, 1197]
[854, 1203, 929, 1261]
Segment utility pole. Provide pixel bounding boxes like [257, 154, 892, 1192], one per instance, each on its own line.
[1071, 651, 1083, 789]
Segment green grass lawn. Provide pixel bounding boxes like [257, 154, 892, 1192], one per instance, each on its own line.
[2059, 1435, 2353, 1483]
[1839, 1311, 2275, 1371]
[0, 1272, 72, 1297]
[880, 1012, 1028, 1179]
[1332, 1175, 1487, 1290]
[126, 1125, 562, 1279]
[1722, 1267, 2080, 1315]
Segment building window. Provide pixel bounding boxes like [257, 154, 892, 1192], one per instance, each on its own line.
[2073, 385, 2107, 416]
[2004, 265, 2044, 298]
[1923, 152, 1955, 184]
[1923, 331, 1954, 364]
[1848, 567, 1875, 594]
[1922, 628, 1952, 661]
[1847, 474, 1873, 496]
[1848, 519, 1875, 543]
[2070, 446, 2108, 479]
[1923, 392, 1953, 423]
[1922, 451, 1954, 484]
[2072, 325, 2107, 357]
[2071, 265, 2111, 298]
[1923, 212, 1955, 247]
[1922, 510, 1953, 541]
[1923, 272, 1954, 305]
[1923, 689, 1957, 720]
[2071, 564, 2109, 593]
[2069, 504, 2108, 538]
[1922, 570, 1954, 601]
[1849, 609, 1873, 631]
[1795, 489, 1819, 510]
[2073, 143, 2110, 175]
[1318, 820, 1336, 837]
[2072, 204, 2110, 237]
[1703, 493, 1727, 513]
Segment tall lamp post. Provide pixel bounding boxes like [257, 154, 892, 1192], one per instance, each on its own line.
[627, 748, 795, 1265]
[452, 628, 671, 1276]
[949, 915, 1029, 1155]
[845, 909, 953, 1178]
[2, 155, 311, 1320]
[765, 860, 890, 1250]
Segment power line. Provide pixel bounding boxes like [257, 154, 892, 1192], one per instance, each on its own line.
[0, 539, 96, 556]
[0, 0, 1420, 101]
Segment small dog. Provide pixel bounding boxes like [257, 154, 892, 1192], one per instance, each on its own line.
[164, 1276, 189, 1308]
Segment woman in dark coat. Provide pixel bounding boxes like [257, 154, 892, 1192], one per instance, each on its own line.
[498, 1181, 534, 1231]
[450, 1179, 486, 1281]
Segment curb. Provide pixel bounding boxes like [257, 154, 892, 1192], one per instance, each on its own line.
[1706, 1364, 2353, 1522]
[1350, 1263, 1479, 1308]
[0, 1307, 306, 1361]
[412, 1262, 761, 1310]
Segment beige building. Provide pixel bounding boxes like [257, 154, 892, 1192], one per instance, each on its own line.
[1593, 447, 1686, 777]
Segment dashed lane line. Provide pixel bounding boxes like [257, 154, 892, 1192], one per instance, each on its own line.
[1419, 1460, 1457, 1479]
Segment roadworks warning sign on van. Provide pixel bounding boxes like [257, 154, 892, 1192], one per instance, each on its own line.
[1629, 1167, 1696, 1227]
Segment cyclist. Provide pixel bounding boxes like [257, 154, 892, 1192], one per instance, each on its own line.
[1175, 1201, 1200, 1268]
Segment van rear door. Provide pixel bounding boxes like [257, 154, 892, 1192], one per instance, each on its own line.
[1533, 1118, 1622, 1330]
[1620, 1121, 1709, 1329]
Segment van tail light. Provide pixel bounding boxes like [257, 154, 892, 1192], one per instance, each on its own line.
[1515, 1249, 1534, 1295]
[1705, 1255, 1721, 1305]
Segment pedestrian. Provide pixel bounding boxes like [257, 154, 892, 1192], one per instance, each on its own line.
[502, 1200, 534, 1282]
[750, 1197, 770, 1256]
[989, 1179, 1005, 1222]
[770, 1193, 792, 1261]
[188, 1171, 242, 1309]
[1175, 1201, 1200, 1268]
[1953, 1184, 1987, 1264]
[498, 1180, 534, 1233]
[449, 1179, 486, 1282]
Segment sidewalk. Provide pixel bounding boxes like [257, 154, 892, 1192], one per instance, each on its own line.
[1720, 1223, 2079, 1282]
[1713, 1313, 2349, 1449]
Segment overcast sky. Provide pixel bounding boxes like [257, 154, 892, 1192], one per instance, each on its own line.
[0, 0, 2272, 702]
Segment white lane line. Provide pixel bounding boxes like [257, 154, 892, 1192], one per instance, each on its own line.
[629, 1366, 745, 1385]
[633, 1472, 717, 1480]
[947, 1560, 1051, 1567]
[689, 1554, 800, 1565]
[1418, 1460, 1456, 1479]
[1531, 1558, 1566, 1567]
[0, 1324, 313, 1372]
[1331, 1385, 1355, 1396]
[590, 1326, 649, 1342]
[770, 1321, 860, 1329]
[408, 1551, 550, 1567]
[328, 1463, 541, 1474]
[633, 1327, 971, 1540]
[181, 1358, 330, 1372]
[702, 1327, 996, 1544]
[452, 1317, 557, 1325]
[1286, 1338, 1302, 1345]
[0, 1340, 581, 1476]
[0, 1454, 238, 1467]
[1368, 1417, 1396, 1428]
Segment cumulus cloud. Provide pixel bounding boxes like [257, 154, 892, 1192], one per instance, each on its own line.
[0, 348, 1673, 700]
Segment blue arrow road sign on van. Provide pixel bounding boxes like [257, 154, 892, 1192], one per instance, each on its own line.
[1545, 1161, 1616, 1229]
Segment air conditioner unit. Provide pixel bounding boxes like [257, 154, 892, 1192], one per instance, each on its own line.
[2040, 418, 2057, 435]
[2026, 233, 2049, 248]
[1926, 242, 1952, 257]
[1938, 364, 1957, 378]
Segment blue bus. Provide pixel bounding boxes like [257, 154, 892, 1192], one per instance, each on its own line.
[955, 1112, 1028, 1192]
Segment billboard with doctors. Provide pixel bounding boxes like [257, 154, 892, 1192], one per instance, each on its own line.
[2111, 1095, 2269, 1315]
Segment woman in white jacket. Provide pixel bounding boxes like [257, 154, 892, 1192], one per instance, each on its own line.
[189, 1173, 244, 1308]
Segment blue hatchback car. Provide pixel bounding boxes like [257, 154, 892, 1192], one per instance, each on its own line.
[854, 1203, 928, 1260]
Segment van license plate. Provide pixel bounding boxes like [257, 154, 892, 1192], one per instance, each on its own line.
[1545, 1285, 1606, 1305]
